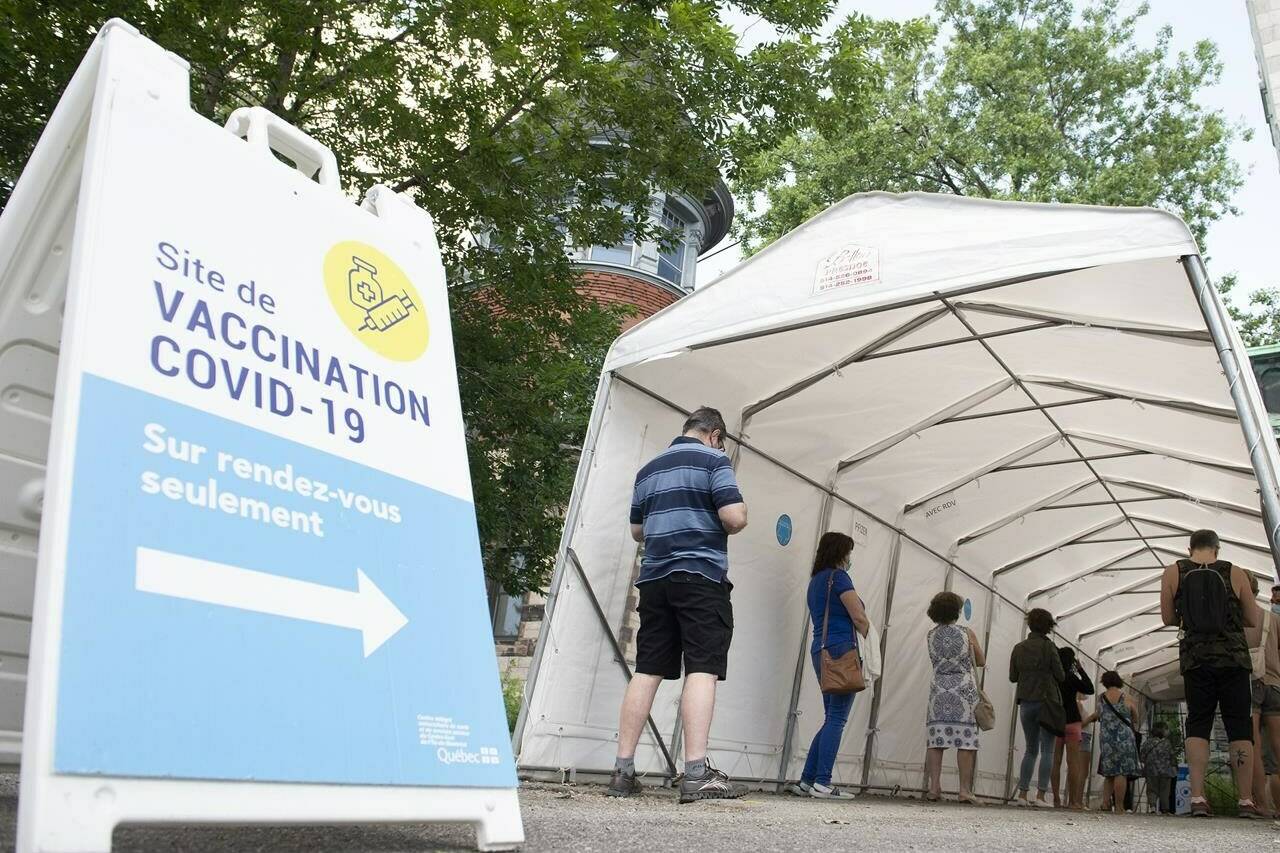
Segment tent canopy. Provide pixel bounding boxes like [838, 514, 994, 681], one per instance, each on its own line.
[516, 193, 1280, 797]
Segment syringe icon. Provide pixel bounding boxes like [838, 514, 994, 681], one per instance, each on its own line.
[358, 292, 417, 332]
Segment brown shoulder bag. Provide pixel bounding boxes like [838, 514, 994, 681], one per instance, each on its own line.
[818, 570, 866, 695]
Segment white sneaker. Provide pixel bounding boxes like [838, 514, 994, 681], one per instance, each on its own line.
[784, 781, 812, 796]
[810, 783, 856, 800]
[1033, 798, 1054, 809]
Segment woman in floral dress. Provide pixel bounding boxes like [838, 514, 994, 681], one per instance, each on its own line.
[1085, 670, 1142, 812]
[925, 591, 985, 804]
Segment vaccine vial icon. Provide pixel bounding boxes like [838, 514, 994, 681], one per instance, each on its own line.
[347, 256, 417, 332]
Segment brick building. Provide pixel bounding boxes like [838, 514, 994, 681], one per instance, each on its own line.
[491, 181, 734, 685]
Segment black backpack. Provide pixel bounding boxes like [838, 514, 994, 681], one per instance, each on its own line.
[1176, 559, 1232, 634]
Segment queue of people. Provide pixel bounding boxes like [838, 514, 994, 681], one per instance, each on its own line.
[608, 407, 1273, 818]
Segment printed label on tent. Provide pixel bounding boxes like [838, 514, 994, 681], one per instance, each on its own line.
[776, 514, 793, 546]
[922, 492, 959, 521]
[852, 514, 870, 546]
[47, 93, 513, 789]
[813, 243, 880, 294]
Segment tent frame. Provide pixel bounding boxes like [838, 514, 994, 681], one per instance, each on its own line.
[513, 251, 1280, 797]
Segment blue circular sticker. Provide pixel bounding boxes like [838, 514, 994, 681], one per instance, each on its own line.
[776, 514, 793, 546]
[963, 598, 973, 621]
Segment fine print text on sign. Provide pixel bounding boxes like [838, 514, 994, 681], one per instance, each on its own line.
[813, 243, 880, 294]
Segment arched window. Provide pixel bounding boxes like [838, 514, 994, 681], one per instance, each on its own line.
[656, 203, 690, 285]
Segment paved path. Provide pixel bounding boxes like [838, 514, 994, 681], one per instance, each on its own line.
[2, 778, 1275, 851]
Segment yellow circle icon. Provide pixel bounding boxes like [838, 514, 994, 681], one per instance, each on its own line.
[324, 241, 429, 361]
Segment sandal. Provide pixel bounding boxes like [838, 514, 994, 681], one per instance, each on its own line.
[924, 792, 941, 802]
[958, 794, 982, 806]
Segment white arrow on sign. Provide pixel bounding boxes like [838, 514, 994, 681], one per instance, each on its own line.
[135, 546, 409, 657]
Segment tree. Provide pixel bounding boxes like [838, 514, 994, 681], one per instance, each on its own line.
[0, 1, 901, 593]
[733, 0, 1249, 253]
[1220, 275, 1280, 348]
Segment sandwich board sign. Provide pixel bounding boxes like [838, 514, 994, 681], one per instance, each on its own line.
[3, 20, 522, 851]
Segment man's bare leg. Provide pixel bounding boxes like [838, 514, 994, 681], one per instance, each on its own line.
[616, 674, 663, 761]
[680, 672, 718, 767]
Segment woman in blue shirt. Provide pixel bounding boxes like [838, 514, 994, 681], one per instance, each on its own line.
[792, 531, 870, 799]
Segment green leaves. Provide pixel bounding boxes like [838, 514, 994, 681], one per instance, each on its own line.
[734, 0, 1247, 254]
[0, 0, 844, 594]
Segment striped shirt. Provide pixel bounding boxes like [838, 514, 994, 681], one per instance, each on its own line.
[630, 437, 744, 585]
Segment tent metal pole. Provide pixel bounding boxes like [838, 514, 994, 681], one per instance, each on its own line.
[1126, 514, 1272, 559]
[836, 379, 1014, 472]
[1059, 430, 1252, 475]
[903, 434, 1061, 514]
[565, 548, 679, 778]
[979, 582, 996, 692]
[512, 371, 613, 757]
[1085, 659, 1100, 804]
[739, 306, 950, 423]
[1004, 619, 1030, 801]
[995, 450, 1145, 472]
[1158, 254, 1280, 576]
[1115, 636, 1180, 669]
[952, 300, 1212, 343]
[774, 487, 835, 790]
[1023, 376, 1236, 421]
[1026, 546, 1148, 601]
[1100, 478, 1262, 520]
[1097, 624, 1176, 657]
[608, 373, 1108, 674]
[941, 394, 1111, 425]
[1055, 572, 1164, 621]
[1128, 656, 1181, 681]
[992, 517, 1129, 578]
[1078, 605, 1162, 641]
[956, 480, 1099, 547]
[939, 295, 1170, 576]
[860, 512, 906, 790]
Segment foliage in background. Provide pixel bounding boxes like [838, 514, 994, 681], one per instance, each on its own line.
[0, 0, 907, 593]
[1221, 274, 1280, 348]
[733, 0, 1249, 252]
[500, 667, 522, 732]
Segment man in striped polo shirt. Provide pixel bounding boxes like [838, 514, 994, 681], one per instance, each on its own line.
[607, 406, 749, 803]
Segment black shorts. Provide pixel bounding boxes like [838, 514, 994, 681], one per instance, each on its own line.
[635, 571, 733, 681]
[1185, 666, 1251, 742]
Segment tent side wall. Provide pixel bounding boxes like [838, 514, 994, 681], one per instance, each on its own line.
[518, 372, 1115, 796]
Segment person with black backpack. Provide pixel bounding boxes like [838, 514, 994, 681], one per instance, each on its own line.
[1160, 528, 1264, 818]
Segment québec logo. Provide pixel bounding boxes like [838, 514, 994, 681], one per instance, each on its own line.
[436, 745, 503, 766]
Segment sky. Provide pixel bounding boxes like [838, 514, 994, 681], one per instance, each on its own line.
[700, 0, 1280, 302]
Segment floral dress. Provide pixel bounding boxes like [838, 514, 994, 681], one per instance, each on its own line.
[926, 624, 980, 751]
[1098, 696, 1139, 777]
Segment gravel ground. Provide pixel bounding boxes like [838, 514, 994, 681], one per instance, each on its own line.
[1, 777, 1276, 852]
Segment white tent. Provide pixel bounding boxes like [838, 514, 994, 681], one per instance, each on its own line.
[513, 192, 1280, 799]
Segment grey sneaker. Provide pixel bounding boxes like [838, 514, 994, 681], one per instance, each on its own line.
[784, 780, 813, 796]
[810, 782, 856, 800]
[679, 760, 747, 804]
[606, 769, 643, 798]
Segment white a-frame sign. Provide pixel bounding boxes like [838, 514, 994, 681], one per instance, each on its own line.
[1, 19, 523, 852]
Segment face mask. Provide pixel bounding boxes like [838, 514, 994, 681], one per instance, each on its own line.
[1272, 603, 1280, 615]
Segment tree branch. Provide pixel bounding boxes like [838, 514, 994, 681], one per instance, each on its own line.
[391, 67, 561, 193]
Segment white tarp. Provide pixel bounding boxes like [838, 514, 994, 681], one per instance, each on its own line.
[516, 192, 1280, 798]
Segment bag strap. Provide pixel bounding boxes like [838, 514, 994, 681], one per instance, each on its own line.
[820, 570, 834, 651]
[1102, 695, 1138, 735]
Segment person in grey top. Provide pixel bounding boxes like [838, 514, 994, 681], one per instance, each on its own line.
[1009, 608, 1064, 807]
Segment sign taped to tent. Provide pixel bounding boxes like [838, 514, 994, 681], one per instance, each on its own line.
[813, 243, 880, 294]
